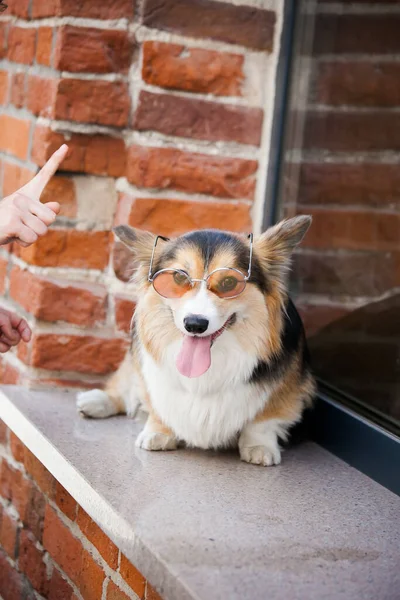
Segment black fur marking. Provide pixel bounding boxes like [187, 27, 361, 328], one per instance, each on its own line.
[154, 230, 269, 293]
[248, 298, 310, 385]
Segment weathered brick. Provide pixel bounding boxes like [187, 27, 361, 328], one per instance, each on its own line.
[127, 146, 257, 199]
[0, 69, 8, 104]
[15, 229, 111, 269]
[32, 0, 134, 19]
[76, 507, 119, 568]
[54, 78, 130, 127]
[107, 581, 130, 600]
[7, 26, 36, 64]
[142, 41, 244, 96]
[10, 72, 26, 109]
[43, 506, 105, 600]
[295, 163, 400, 210]
[135, 91, 263, 146]
[303, 111, 400, 152]
[9, 267, 107, 326]
[0, 506, 19, 558]
[0, 549, 27, 600]
[120, 554, 146, 599]
[2, 161, 35, 197]
[23, 333, 128, 375]
[143, 0, 275, 51]
[3, 0, 30, 18]
[19, 529, 48, 595]
[115, 296, 136, 334]
[54, 482, 77, 521]
[292, 250, 400, 297]
[24, 449, 56, 498]
[32, 125, 127, 177]
[26, 75, 57, 118]
[302, 209, 400, 252]
[55, 26, 134, 74]
[0, 114, 31, 159]
[0, 258, 7, 294]
[48, 567, 75, 600]
[0, 361, 20, 384]
[0, 22, 8, 59]
[9, 431, 24, 463]
[117, 194, 252, 236]
[0, 420, 7, 445]
[36, 26, 53, 66]
[297, 301, 351, 337]
[313, 14, 400, 55]
[40, 175, 77, 218]
[146, 582, 163, 600]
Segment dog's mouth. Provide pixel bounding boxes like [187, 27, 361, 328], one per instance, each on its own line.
[176, 314, 236, 379]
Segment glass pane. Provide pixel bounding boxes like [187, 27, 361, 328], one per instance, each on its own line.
[278, 0, 400, 434]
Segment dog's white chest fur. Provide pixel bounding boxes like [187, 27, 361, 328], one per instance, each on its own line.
[142, 331, 270, 449]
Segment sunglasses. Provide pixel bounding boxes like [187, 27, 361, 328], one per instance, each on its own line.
[148, 234, 253, 300]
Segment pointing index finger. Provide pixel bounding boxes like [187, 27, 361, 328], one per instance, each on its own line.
[21, 144, 69, 199]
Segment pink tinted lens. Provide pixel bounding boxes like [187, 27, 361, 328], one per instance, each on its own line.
[152, 270, 192, 298]
[207, 269, 246, 298]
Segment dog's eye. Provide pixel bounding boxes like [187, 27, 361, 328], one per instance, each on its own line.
[217, 276, 238, 293]
[173, 271, 189, 286]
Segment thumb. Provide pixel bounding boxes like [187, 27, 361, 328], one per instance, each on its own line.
[44, 201, 61, 214]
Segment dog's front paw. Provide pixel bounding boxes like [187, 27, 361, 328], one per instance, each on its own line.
[240, 444, 281, 467]
[76, 390, 117, 419]
[136, 430, 178, 451]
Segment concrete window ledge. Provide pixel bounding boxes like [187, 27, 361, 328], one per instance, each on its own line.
[0, 385, 399, 600]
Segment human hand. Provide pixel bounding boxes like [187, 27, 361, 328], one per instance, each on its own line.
[0, 308, 31, 353]
[0, 144, 69, 247]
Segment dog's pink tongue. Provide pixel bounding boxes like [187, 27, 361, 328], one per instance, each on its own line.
[176, 335, 212, 378]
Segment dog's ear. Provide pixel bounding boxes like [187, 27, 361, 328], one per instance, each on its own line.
[254, 215, 312, 284]
[113, 225, 157, 266]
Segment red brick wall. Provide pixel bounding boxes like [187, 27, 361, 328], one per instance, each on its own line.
[0, 0, 281, 387]
[0, 420, 162, 600]
[283, 1, 400, 335]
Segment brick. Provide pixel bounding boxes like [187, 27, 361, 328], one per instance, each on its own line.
[316, 61, 400, 108]
[0, 420, 7, 445]
[23, 333, 128, 375]
[135, 91, 263, 146]
[0, 549, 27, 600]
[55, 25, 134, 74]
[0, 69, 8, 104]
[107, 581, 130, 600]
[117, 194, 252, 236]
[0, 115, 31, 159]
[0, 257, 7, 294]
[0, 507, 19, 558]
[146, 583, 163, 600]
[2, 161, 35, 197]
[24, 449, 56, 498]
[295, 163, 400, 210]
[292, 250, 400, 297]
[127, 146, 257, 200]
[7, 26, 36, 64]
[54, 78, 130, 127]
[9, 267, 107, 326]
[48, 567, 75, 600]
[0, 22, 7, 59]
[32, 0, 134, 19]
[9, 431, 24, 462]
[0, 361, 20, 384]
[143, 0, 275, 51]
[120, 554, 146, 599]
[15, 229, 111, 269]
[10, 72, 26, 109]
[303, 111, 400, 152]
[43, 506, 105, 600]
[76, 507, 119, 568]
[313, 14, 400, 55]
[36, 26, 53, 66]
[32, 125, 127, 177]
[297, 302, 351, 337]
[115, 296, 136, 334]
[142, 41, 244, 96]
[302, 209, 400, 252]
[4, 0, 30, 18]
[19, 529, 48, 594]
[26, 75, 57, 118]
[54, 482, 77, 521]
[40, 175, 77, 218]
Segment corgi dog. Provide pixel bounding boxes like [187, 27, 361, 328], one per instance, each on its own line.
[77, 216, 316, 466]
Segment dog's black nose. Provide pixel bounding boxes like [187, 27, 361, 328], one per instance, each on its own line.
[184, 315, 209, 334]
